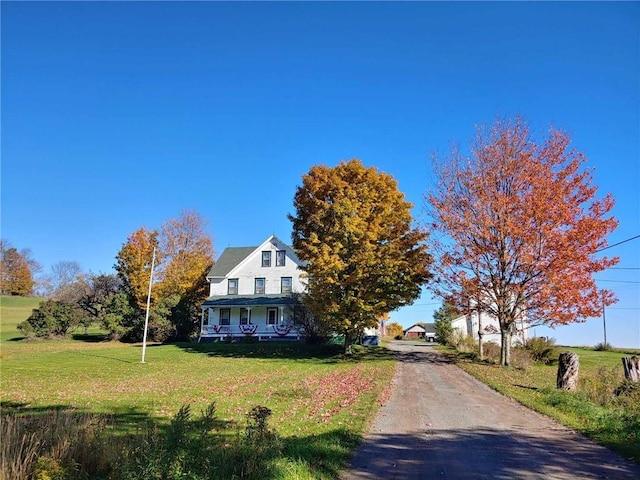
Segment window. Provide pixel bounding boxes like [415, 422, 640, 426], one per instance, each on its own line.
[219, 308, 230, 325]
[228, 279, 238, 295]
[276, 250, 286, 267]
[255, 278, 265, 294]
[240, 308, 251, 325]
[281, 277, 292, 294]
[267, 307, 278, 325]
[262, 251, 271, 267]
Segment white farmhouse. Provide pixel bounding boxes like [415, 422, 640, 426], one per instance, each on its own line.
[199, 235, 306, 341]
[450, 309, 529, 345]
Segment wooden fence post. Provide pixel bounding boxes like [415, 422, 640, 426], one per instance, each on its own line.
[622, 356, 640, 382]
[556, 352, 579, 391]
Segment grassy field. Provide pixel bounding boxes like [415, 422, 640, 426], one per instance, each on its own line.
[0, 297, 396, 479]
[443, 345, 640, 464]
[0, 295, 41, 341]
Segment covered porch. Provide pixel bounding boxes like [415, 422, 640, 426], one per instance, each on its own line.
[199, 294, 302, 341]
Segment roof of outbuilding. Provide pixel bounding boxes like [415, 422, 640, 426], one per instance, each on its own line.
[206, 246, 256, 278]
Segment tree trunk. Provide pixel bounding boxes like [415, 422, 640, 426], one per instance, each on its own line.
[343, 333, 352, 355]
[499, 324, 512, 366]
[477, 310, 484, 361]
[622, 356, 640, 382]
[557, 352, 579, 391]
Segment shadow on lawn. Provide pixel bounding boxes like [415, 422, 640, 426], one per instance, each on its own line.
[175, 341, 395, 363]
[1, 400, 154, 426]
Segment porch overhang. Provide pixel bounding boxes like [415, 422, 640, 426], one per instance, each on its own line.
[202, 294, 299, 308]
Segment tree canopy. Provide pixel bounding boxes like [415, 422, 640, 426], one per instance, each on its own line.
[427, 117, 618, 365]
[290, 159, 431, 351]
[113, 210, 214, 342]
[0, 240, 35, 296]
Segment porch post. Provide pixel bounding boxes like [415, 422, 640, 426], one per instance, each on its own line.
[279, 306, 284, 323]
[247, 307, 252, 324]
[199, 307, 205, 342]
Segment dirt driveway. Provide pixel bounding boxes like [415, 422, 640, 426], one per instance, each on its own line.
[342, 340, 640, 480]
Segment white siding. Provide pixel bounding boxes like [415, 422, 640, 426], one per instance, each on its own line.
[451, 311, 529, 345]
[209, 237, 305, 296]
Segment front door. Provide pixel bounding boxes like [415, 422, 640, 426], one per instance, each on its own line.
[267, 308, 278, 325]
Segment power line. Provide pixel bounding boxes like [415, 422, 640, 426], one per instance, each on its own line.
[596, 234, 640, 252]
[597, 279, 640, 284]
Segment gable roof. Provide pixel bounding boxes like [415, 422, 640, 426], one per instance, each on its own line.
[206, 235, 301, 279]
[207, 247, 255, 278]
[404, 324, 426, 333]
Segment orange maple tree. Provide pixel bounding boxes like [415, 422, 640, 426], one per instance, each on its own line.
[427, 117, 618, 366]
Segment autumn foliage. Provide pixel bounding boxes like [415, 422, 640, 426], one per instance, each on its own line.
[0, 241, 35, 296]
[428, 117, 618, 365]
[114, 210, 214, 341]
[290, 159, 431, 350]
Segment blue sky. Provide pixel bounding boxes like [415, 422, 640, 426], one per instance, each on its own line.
[2, 2, 638, 347]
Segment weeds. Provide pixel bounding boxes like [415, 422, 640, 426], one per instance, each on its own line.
[524, 337, 557, 364]
[1, 401, 284, 480]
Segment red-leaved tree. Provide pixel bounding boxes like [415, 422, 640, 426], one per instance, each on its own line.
[427, 117, 618, 366]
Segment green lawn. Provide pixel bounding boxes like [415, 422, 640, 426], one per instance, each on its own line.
[0, 295, 41, 341]
[442, 345, 640, 464]
[1, 296, 396, 478]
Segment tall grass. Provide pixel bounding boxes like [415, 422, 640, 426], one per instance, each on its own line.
[1, 409, 117, 479]
[1, 402, 290, 480]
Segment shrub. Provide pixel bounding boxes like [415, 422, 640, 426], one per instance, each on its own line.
[451, 331, 477, 353]
[482, 342, 501, 363]
[510, 347, 533, 369]
[594, 342, 614, 351]
[17, 300, 86, 339]
[524, 336, 557, 364]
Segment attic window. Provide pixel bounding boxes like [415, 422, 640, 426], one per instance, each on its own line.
[262, 251, 271, 267]
[276, 250, 286, 267]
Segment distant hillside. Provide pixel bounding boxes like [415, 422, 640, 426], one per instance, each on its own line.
[0, 296, 42, 341]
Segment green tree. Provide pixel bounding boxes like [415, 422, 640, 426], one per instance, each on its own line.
[100, 292, 138, 341]
[18, 299, 86, 338]
[0, 241, 35, 296]
[433, 303, 459, 345]
[290, 159, 432, 353]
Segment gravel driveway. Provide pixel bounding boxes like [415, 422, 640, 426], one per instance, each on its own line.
[341, 340, 640, 480]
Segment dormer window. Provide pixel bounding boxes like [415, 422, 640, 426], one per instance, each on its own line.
[228, 279, 238, 295]
[276, 250, 286, 267]
[262, 251, 271, 267]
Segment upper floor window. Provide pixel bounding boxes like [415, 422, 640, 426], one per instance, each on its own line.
[219, 308, 230, 326]
[262, 251, 271, 267]
[255, 277, 265, 294]
[228, 278, 238, 295]
[240, 308, 251, 325]
[276, 250, 286, 267]
[281, 277, 292, 294]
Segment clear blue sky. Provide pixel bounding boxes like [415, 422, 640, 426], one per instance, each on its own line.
[2, 2, 638, 347]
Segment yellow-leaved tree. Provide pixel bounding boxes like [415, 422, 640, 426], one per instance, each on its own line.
[113, 210, 214, 342]
[289, 159, 432, 353]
